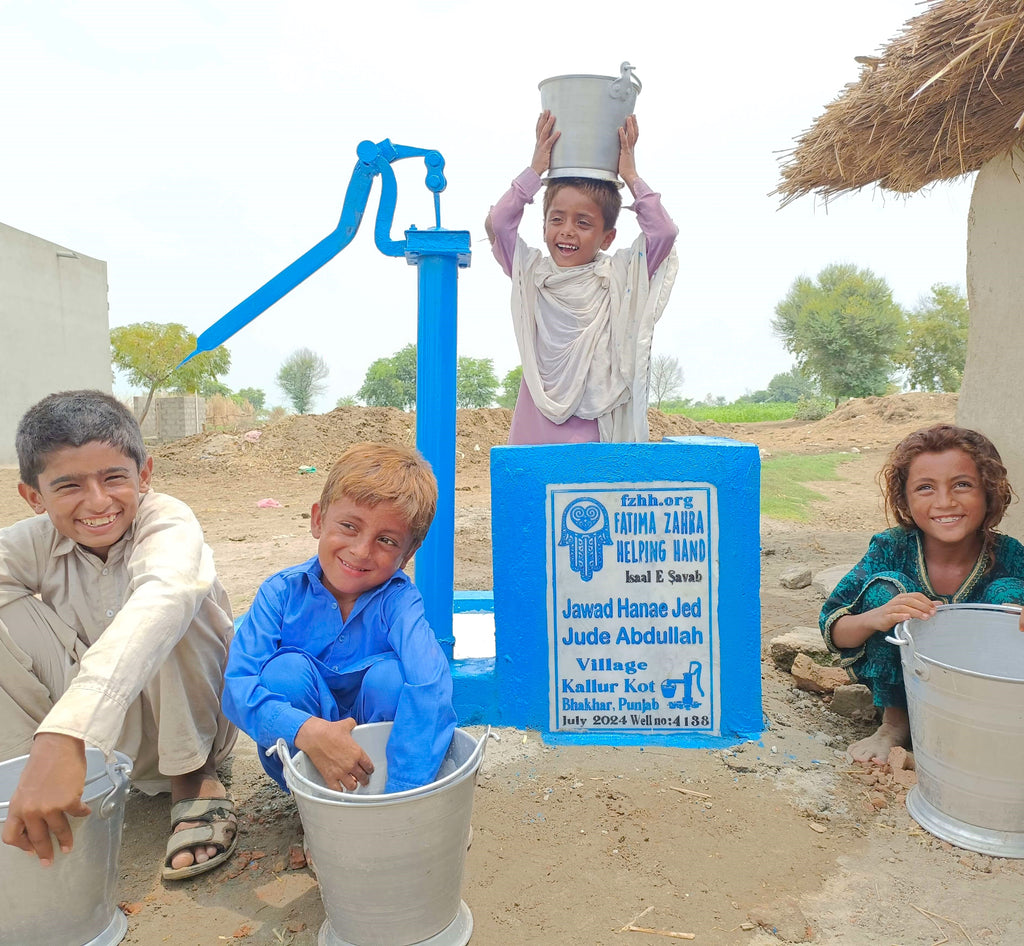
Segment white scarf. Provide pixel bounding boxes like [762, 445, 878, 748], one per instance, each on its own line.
[511, 234, 678, 441]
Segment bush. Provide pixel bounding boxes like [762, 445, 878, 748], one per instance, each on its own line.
[793, 396, 833, 421]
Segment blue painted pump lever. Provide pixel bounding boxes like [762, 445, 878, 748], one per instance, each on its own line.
[178, 139, 448, 366]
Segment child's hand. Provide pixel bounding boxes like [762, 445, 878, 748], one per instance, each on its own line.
[295, 716, 374, 791]
[531, 110, 560, 176]
[870, 592, 938, 631]
[618, 115, 640, 191]
[1, 733, 91, 864]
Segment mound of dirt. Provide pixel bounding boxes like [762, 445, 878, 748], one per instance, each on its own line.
[152, 406, 516, 477]
[149, 393, 959, 476]
[731, 392, 958, 454]
[151, 405, 726, 477]
[814, 392, 957, 442]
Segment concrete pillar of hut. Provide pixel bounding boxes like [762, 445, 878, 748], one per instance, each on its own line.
[960, 147, 1024, 542]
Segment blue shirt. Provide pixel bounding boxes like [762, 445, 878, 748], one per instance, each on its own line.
[223, 555, 455, 792]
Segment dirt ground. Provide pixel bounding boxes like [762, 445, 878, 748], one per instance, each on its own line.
[3, 391, 1022, 946]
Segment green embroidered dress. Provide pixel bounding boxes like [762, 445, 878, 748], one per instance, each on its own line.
[820, 528, 1024, 708]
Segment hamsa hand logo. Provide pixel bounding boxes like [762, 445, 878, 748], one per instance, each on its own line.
[559, 498, 612, 582]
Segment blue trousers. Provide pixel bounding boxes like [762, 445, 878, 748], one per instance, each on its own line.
[259, 650, 404, 790]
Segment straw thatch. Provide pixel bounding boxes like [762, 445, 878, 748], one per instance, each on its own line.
[777, 0, 1024, 204]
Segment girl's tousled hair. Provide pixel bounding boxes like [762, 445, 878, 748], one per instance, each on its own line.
[881, 424, 1015, 566]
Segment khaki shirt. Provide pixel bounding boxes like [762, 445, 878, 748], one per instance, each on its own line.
[0, 491, 232, 754]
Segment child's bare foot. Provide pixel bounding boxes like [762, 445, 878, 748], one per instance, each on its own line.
[163, 759, 237, 878]
[847, 707, 911, 764]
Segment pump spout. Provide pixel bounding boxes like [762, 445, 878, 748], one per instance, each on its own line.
[177, 138, 449, 366]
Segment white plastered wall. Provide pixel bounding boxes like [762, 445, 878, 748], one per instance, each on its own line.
[0, 222, 110, 468]
[959, 148, 1024, 542]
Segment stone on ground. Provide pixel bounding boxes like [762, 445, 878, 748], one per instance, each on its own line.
[828, 684, 876, 722]
[768, 626, 831, 670]
[791, 653, 850, 693]
[779, 566, 812, 589]
[812, 564, 855, 599]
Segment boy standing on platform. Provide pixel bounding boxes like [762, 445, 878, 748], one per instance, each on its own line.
[486, 111, 679, 444]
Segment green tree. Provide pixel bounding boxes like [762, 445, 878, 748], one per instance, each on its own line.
[899, 283, 968, 392]
[277, 347, 329, 414]
[194, 378, 231, 398]
[649, 354, 684, 409]
[766, 366, 818, 403]
[358, 343, 418, 409]
[237, 387, 266, 411]
[456, 357, 499, 408]
[738, 389, 772, 404]
[497, 366, 523, 409]
[772, 263, 905, 403]
[110, 321, 230, 425]
[335, 394, 358, 408]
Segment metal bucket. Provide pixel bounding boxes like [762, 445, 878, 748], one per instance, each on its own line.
[889, 603, 1024, 856]
[0, 748, 133, 946]
[276, 723, 488, 946]
[539, 61, 641, 182]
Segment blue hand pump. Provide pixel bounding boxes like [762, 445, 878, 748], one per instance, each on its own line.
[178, 139, 471, 657]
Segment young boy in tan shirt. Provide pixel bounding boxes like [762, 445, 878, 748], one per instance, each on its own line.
[0, 390, 238, 879]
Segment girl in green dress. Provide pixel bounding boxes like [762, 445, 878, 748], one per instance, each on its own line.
[821, 424, 1024, 763]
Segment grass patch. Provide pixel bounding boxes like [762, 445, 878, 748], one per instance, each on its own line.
[761, 452, 857, 521]
[665, 402, 798, 422]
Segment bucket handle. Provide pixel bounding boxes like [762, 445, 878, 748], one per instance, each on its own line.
[608, 62, 642, 101]
[269, 739, 290, 765]
[98, 757, 132, 820]
[885, 623, 930, 681]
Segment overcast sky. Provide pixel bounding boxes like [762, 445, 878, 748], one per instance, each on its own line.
[1, 0, 972, 409]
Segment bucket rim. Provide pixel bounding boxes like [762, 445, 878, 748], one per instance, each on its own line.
[278, 726, 488, 806]
[539, 73, 623, 86]
[0, 748, 132, 820]
[543, 169, 623, 185]
[897, 602, 1024, 683]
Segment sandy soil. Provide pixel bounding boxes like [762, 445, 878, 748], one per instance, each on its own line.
[3, 392, 1022, 946]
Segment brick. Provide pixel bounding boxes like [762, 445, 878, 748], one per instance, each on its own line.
[791, 652, 850, 693]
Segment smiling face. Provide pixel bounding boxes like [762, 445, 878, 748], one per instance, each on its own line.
[18, 441, 152, 560]
[905, 448, 987, 551]
[543, 186, 616, 268]
[310, 495, 416, 618]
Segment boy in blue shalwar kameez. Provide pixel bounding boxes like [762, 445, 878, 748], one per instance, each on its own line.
[224, 442, 455, 794]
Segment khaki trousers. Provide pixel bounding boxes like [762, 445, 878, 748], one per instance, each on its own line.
[0, 596, 236, 794]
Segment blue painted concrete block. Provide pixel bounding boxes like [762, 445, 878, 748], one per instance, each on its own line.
[490, 437, 762, 746]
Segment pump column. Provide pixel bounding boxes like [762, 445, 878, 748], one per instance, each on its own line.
[405, 227, 471, 659]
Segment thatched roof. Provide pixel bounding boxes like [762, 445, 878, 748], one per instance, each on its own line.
[777, 0, 1024, 204]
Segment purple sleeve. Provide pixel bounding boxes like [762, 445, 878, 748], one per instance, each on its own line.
[629, 178, 678, 279]
[488, 168, 542, 276]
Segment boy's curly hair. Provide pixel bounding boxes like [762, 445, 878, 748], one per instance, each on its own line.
[542, 177, 622, 230]
[881, 424, 1015, 565]
[319, 442, 437, 549]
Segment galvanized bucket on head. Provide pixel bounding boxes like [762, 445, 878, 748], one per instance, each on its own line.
[539, 61, 641, 182]
[276, 722, 488, 946]
[0, 748, 133, 946]
[889, 603, 1024, 857]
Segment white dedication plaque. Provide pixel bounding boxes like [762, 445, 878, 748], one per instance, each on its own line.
[547, 482, 720, 735]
